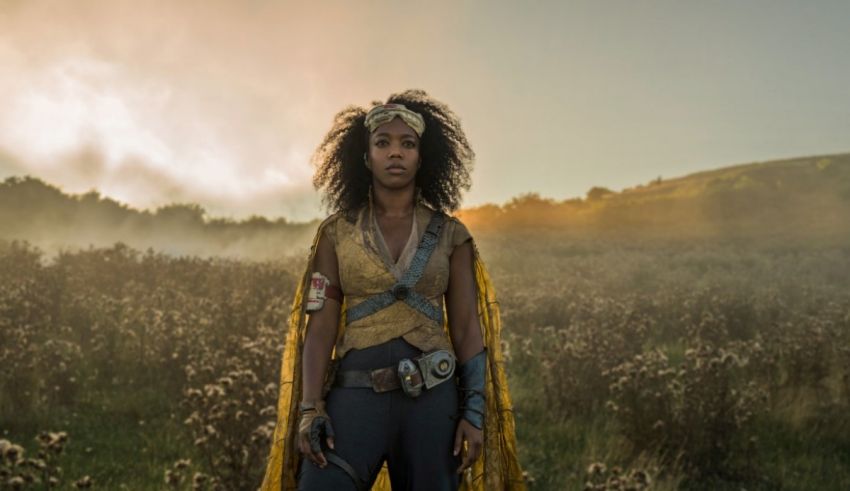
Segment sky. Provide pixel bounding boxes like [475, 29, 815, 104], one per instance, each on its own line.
[0, 0, 848, 222]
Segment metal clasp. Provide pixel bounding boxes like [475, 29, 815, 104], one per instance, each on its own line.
[391, 283, 409, 300]
[397, 358, 423, 398]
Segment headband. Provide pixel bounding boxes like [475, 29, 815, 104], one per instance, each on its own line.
[364, 103, 426, 137]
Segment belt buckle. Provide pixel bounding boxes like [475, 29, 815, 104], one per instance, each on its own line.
[397, 358, 423, 398]
[369, 367, 398, 393]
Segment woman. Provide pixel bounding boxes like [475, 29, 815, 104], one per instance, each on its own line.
[261, 90, 524, 490]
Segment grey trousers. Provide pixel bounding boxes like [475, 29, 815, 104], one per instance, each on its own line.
[297, 337, 461, 490]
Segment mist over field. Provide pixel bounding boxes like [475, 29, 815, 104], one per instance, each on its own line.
[2, 154, 850, 490]
[2, 153, 849, 263]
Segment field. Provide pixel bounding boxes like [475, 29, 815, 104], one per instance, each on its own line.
[2, 236, 850, 490]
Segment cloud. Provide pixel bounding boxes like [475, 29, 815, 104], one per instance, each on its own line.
[0, 0, 372, 221]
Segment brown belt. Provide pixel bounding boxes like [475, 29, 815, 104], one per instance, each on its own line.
[333, 366, 424, 393]
[333, 349, 456, 396]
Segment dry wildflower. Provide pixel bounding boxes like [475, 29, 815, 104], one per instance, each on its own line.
[259, 406, 276, 417]
[631, 469, 650, 485]
[192, 472, 208, 490]
[203, 384, 225, 398]
[7, 476, 25, 490]
[164, 469, 179, 485]
[587, 462, 606, 476]
[72, 475, 93, 488]
[3, 443, 23, 461]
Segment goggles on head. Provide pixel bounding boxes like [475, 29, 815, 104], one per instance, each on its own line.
[364, 103, 426, 137]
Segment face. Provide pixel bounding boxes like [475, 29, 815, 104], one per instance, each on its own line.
[366, 116, 421, 189]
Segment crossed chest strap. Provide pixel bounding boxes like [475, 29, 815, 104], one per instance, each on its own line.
[344, 212, 447, 325]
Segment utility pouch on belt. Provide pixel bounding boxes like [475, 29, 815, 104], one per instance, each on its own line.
[416, 349, 456, 389]
[397, 349, 457, 397]
[334, 349, 456, 397]
[397, 359, 423, 398]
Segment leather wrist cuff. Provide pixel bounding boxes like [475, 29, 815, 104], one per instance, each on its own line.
[458, 349, 486, 429]
[299, 400, 326, 414]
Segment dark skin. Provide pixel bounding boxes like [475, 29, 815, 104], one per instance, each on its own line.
[298, 116, 485, 475]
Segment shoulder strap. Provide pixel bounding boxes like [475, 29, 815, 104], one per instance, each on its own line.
[345, 211, 446, 325]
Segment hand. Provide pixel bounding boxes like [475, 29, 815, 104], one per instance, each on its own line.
[297, 401, 335, 468]
[453, 417, 483, 474]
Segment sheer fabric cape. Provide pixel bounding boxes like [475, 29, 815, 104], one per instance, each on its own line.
[259, 217, 526, 490]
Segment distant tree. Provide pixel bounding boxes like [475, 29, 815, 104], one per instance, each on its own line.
[244, 215, 273, 230]
[504, 192, 556, 211]
[79, 190, 102, 202]
[155, 203, 206, 225]
[586, 186, 614, 201]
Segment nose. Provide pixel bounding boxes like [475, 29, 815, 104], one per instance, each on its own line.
[388, 142, 404, 158]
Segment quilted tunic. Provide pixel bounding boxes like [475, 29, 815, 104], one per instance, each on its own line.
[320, 197, 472, 358]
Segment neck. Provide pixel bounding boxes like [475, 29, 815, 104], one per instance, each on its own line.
[371, 181, 416, 218]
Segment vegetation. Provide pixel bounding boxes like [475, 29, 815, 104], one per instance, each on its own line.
[2, 154, 850, 489]
[2, 234, 849, 489]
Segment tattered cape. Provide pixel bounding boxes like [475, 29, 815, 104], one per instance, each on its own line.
[260, 219, 526, 490]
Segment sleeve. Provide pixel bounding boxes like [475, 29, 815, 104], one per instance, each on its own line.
[318, 213, 339, 249]
[449, 216, 473, 249]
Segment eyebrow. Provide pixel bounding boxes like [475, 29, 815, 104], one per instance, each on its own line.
[373, 132, 417, 139]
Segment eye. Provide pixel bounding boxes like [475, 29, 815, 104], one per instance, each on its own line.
[375, 140, 388, 147]
[403, 140, 417, 148]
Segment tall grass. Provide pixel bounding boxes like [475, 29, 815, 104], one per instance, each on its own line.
[2, 238, 850, 489]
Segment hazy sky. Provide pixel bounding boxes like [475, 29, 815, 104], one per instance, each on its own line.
[1, 0, 848, 221]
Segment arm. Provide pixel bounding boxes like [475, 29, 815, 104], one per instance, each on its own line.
[302, 230, 342, 403]
[445, 239, 485, 474]
[298, 230, 341, 468]
[446, 240, 485, 363]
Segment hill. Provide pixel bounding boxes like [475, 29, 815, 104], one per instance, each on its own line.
[458, 153, 850, 244]
[1, 153, 849, 260]
[0, 176, 319, 260]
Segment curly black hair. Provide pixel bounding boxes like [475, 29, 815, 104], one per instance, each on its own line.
[311, 89, 474, 215]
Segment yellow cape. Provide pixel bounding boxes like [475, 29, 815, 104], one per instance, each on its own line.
[260, 219, 526, 490]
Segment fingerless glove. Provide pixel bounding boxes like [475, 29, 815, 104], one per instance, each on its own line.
[298, 400, 335, 454]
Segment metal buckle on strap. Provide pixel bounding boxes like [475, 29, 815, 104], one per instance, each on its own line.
[391, 283, 409, 300]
